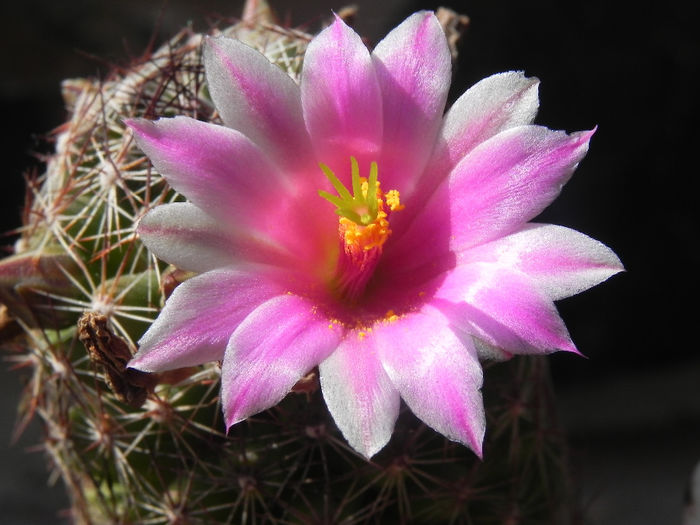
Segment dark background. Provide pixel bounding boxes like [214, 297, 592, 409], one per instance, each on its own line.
[2, 0, 697, 523]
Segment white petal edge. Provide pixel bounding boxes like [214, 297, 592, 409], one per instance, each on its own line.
[460, 223, 624, 300]
[137, 202, 296, 272]
[424, 71, 540, 194]
[319, 335, 400, 458]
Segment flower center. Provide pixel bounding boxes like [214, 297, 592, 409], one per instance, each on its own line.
[319, 157, 404, 302]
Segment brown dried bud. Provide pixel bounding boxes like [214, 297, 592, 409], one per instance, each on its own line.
[77, 312, 157, 407]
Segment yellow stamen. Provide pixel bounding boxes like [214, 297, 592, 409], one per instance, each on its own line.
[384, 310, 399, 323]
[319, 157, 404, 301]
[384, 190, 404, 212]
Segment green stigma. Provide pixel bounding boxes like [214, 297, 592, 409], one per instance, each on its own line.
[318, 157, 379, 226]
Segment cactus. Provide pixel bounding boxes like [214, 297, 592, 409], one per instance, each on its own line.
[1, 3, 574, 523]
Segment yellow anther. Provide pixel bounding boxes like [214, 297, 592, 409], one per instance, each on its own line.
[384, 310, 399, 323]
[339, 213, 391, 252]
[385, 190, 404, 212]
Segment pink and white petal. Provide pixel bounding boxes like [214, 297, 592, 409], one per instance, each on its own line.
[204, 37, 313, 173]
[319, 335, 400, 458]
[222, 294, 341, 427]
[404, 125, 594, 255]
[374, 306, 485, 456]
[301, 15, 382, 171]
[137, 203, 294, 272]
[126, 117, 306, 253]
[130, 267, 286, 372]
[416, 72, 540, 201]
[372, 11, 452, 193]
[434, 262, 578, 356]
[460, 223, 624, 300]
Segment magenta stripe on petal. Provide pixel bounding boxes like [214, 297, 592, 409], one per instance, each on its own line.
[434, 262, 578, 356]
[126, 116, 282, 222]
[413, 72, 540, 210]
[301, 15, 382, 174]
[374, 305, 485, 456]
[319, 334, 400, 458]
[130, 267, 287, 372]
[222, 294, 341, 428]
[397, 125, 594, 262]
[460, 223, 624, 300]
[204, 37, 313, 173]
[372, 11, 451, 195]
[447, 125, 594, 251]
[126, 116, 323, 258]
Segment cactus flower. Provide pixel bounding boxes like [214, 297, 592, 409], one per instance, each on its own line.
[126, 12, 622, 458]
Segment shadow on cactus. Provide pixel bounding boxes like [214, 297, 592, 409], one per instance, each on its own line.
[1, 1, 623, 523]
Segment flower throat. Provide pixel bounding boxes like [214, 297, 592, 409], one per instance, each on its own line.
[318, 157, 404, 302]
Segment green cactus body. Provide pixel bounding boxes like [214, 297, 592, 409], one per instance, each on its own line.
[1, 4, 573, 523]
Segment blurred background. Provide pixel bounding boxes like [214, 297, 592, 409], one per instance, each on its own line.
[1, 0, 697, 523]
